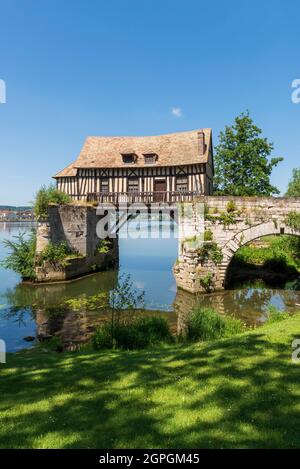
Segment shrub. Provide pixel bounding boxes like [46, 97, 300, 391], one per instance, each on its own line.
[97, 239, 113, 254]
[92, 316, 172, 350]
[267, 305, 290, 323]
[34, 184, 72, 220]
[37, 242, 77, 267]
[92, 322, 114, 349]
[184, 307, 245, 342]
[1, 231, 37, 280]
[217, 211, 237, 227]
[204, 229, 213, 241]
[226, 200, 237, 213]
[198, 242, 223, 264]
[200, 272, 214, 292]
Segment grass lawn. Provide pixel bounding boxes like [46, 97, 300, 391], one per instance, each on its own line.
[0, 314, 300, 449]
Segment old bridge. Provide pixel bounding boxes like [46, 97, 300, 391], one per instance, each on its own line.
[174, 196, 300, 293]
[36, 196, 300, 291]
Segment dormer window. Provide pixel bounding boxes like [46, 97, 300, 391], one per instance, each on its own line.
[144, 153, 157, 165]
[122, 153, 136, 164]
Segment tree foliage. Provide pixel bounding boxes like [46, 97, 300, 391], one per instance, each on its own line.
[34, 184, 71, 220]
[1, 231, 37, 280]
[285, 168, 300, 197]
[214, 112, 283, 196]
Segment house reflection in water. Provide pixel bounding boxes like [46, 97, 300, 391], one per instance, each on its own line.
[35, 307, 114, 350]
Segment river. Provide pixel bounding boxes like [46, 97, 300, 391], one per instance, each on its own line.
[0, 222, 299, 352]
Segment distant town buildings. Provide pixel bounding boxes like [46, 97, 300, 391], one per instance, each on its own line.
[0, 208, 34, 222]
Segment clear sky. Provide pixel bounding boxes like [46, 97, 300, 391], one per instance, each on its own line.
[0, 0, 299, 205]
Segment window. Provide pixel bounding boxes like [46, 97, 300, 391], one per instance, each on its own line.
[100, 178, 109, 193]
[176, 176, 188, 192]
[127, 177, 139, 192]
[144, 153, 157, 164]
[122, 154, 135, 164]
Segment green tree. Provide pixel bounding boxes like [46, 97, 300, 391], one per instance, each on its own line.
[214, 112, 283, 196]
[285, 168, 300, 197]
[34, 184, 71, 220]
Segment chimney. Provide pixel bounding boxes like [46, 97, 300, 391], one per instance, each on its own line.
[198, 131, 205, 156]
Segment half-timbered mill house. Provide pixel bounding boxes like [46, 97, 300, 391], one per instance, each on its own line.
[53, 129, 214, 203]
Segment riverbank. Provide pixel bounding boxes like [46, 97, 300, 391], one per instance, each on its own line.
[1, 313, 299, 448]
[228, 236, 300, 284]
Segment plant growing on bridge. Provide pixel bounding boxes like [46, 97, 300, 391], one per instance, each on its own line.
[37, 242, 79, 267]
[214, 111, 283, 196]
[34, 184, 72, 220]
[217, 211, 237, 228]
[205, 206, 238, 228]
[204, 229, 213, 241]
[198, 242, 223, 265]
[96, 238, 113, 254]
[226, 200, 237, 213]
[200, 272, 214, 292]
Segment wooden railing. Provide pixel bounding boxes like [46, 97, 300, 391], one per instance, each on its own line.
[86, 191, 201, 204]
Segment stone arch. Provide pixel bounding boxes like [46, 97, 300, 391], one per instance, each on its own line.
[219, 221, 300, 288]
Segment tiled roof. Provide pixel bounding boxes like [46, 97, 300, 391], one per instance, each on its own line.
[54, 128, 212, 177]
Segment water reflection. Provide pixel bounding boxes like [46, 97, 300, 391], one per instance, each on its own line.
[174, 279, 300, 328]
[0, 223, 300, 352]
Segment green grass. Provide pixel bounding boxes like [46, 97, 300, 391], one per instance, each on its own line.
[0, 314, 300, 448]
[231, 236, 300, 274]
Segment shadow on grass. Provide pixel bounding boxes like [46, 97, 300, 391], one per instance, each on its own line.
[0, 324, 299, 448]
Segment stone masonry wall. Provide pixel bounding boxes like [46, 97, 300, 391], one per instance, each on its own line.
[174, 196, 300, 293]
[35, 204, 119, 282]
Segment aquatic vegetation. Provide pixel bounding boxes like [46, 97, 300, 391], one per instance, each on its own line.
[65, 292, 109, 311]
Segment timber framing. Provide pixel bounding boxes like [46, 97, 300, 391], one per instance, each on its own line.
[54, 129, 214, 201]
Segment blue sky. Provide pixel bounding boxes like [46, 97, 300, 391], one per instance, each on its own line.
[0, 0, 299, 205]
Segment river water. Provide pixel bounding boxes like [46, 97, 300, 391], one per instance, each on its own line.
[0, 222, 299, 352]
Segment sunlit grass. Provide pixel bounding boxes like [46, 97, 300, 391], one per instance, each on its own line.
[0, 313, 300, 448]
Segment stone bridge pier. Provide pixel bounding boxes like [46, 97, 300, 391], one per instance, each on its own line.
[174, 196, 300, 293]
[35, 204, 119, 282]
